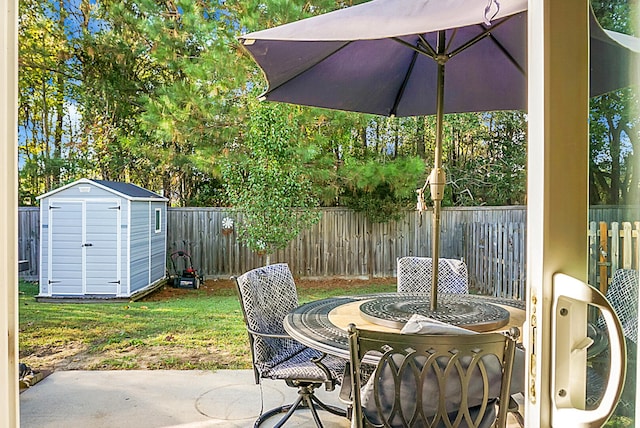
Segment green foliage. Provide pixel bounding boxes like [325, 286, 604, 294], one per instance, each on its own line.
[446, 111, 527, 206]
[221, 101, 321, 254]
[18, 0, 77, 201]
[591, 0, 638, 35]
[589, 89, 639, 205]
[339, 157, 425, 222]
[19, 0, 531, 211]
[588, 2, 639, 206]
[604, 416, 634, 428]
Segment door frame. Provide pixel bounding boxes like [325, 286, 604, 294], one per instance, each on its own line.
[526, 0, 630, 425]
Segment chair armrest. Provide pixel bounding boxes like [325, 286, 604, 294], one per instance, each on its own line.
[246, 328, 292, 340]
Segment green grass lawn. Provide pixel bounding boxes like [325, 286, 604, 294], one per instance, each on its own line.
[18, 278, 395, 371]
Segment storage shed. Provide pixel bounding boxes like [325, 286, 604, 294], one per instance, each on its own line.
[37, 178, 168, 299]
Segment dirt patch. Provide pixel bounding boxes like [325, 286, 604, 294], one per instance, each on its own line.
[143, 277, 392, 301]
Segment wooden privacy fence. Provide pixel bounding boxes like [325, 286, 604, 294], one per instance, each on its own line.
[19, 206, 638, 299]
[589, 221, 640, 294]
[463, 222, 526, 300]
[165, 206, 527, 282]
[18, 207, 39, 280]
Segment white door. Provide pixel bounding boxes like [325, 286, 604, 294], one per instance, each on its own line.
[526, 1, 635, 426]
[49, 201, 83, 295]
[84, 200, 120, 294]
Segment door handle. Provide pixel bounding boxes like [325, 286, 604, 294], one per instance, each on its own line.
[82, 243, 93, 247]
[551, 273, 626, 427]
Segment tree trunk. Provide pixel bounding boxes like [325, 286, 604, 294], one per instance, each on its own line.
[416, 117, 426, 159]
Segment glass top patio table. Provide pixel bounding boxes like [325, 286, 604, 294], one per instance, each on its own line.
[283, 292, 526, 362]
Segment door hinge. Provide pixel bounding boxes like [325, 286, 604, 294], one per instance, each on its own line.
[48, 280, 61, 284]
[49, 206, 61, 210]
[109, 206, 121, 210]
[108, 280, 121, 284]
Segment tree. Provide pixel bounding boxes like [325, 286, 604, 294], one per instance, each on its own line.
[588, 1, 638, 205]
[589, 90, 639, 205]
[221, 101, 321, 260]
[18, 0, 77, 203]
[18, 0, 531, 212]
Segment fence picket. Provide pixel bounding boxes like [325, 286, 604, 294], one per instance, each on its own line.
[623, 222, 632, 269]
[631, 221, 640, 269]
[611, 222, 620, 273]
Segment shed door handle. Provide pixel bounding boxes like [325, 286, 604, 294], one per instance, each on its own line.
[83, 243, 93, 247]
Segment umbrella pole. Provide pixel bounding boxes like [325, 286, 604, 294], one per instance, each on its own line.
[430, 31, 447, 311]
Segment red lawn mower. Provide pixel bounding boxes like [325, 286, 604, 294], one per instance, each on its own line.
[169, 250, 200, 289]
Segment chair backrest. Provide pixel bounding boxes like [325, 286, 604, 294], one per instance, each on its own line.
[397, 256, 469, 294]
[234, 263, 305, 381]
[598, 268, 639, 344]
[348, 325, 517, 428]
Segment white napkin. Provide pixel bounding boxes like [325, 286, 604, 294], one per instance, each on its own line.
[400, 314, 476, 335]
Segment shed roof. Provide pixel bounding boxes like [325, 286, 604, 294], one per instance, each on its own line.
[91, 180, 165, 199]
[37, 178, 168, 202]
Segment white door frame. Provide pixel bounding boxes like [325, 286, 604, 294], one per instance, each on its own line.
[1, 0, 19, 424]
[526, 0, 629, 425]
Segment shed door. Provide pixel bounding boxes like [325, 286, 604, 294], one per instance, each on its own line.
[84, 201, 120, 294]
[49, 201, 83, 294]
[49, 199, 121, 295]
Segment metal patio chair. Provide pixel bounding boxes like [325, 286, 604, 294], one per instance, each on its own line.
[397, 256, 469, 294]
[347, 324, 519, 428]
[588, 268, 638, 412]
[596, 268, 639, 345]
[234, 263, 347, 427]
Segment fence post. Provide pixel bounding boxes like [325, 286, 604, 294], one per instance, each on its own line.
[588, 222, 597, 287]
[598, 221, 609, 294]
[633, 221, 640, 270]
[610, 222, 619, 274]
[622, 222, 632, 269]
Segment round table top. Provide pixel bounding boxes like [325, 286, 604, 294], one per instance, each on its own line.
[283, 292, 526, 361]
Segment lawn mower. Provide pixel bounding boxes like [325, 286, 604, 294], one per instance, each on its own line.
[169, 250, 200, 289]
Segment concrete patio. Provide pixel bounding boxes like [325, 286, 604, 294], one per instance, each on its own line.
[19, 369, 349, 428]
[20, 369, 523, 427]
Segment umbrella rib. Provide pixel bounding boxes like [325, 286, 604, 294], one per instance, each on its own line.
[448, 15, 513, 58]
[418, 34, 438, 59]
[392, 36, 436, 61]
[485, 32, 526, 76]
[390, 49, 419, 116]
[445, 28, 458, 54]
[262, 41, 352, 97]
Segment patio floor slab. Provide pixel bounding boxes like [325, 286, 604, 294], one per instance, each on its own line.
[20, 369, 522, 427]
[19, 369, 350, 428]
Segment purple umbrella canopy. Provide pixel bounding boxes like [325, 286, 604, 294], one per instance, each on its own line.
[240, 0, 637, 116]
[239, 0, 639, 308]
[240, 0, 528, 117]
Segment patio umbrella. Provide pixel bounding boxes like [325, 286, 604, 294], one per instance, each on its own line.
[239, 0, 639, 310]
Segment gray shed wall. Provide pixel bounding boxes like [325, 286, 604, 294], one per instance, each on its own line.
[150, 201, 167, 284]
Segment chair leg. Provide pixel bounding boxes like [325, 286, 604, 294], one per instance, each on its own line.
[254, 398, 301, 428]
[255, 382, 347, 428]
[309, 393, 347, 417]
[273, 395, 305, 428]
